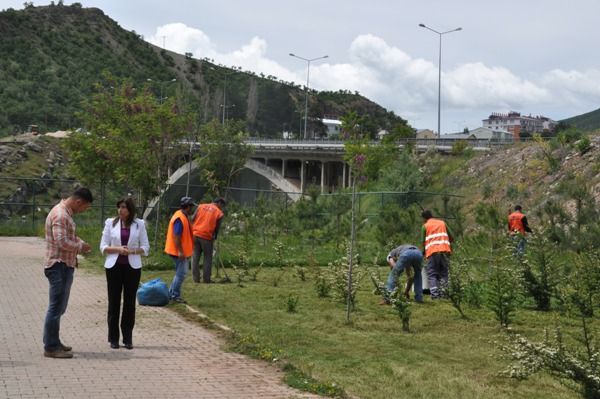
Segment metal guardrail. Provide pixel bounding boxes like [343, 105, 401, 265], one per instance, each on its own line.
[244, 137, 516, 147]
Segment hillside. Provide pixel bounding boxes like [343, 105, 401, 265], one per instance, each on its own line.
[430, 134, 600, 230]
[0, 3, 407, 137]
[561, 107, 600, 132]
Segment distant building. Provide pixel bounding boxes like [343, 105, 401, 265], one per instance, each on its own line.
[377, 129, 389, 140]
[321, 117, 342, 138]
[442, 127, 514, 142]
[482, 111, 556, 139]
[416, 129, 437, 139]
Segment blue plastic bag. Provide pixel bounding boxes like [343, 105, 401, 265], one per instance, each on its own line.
[137, 278, 170, 306]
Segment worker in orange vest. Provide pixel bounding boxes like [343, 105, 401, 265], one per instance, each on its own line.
[507, 205, 532, 255]
[191, 198, 226, 283]
[421, 210, 453, 300]
[165, 197, 195, 303]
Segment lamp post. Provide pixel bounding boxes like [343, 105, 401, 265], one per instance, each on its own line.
[418, 23, 461, 138]
[289, 53, 328, 139]
[147, 78, 177, 103]
[219, 104, 236, 124]
[221, 71, 236, 124]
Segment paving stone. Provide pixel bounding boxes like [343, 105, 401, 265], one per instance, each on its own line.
[0, 237, 319, 399]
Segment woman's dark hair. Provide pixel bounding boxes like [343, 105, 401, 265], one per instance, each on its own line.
[112, 197, 136, 227]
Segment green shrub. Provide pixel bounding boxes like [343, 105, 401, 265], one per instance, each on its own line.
[576, 136, 592, 154]
[286, 294, 299, 313]
[451, 140, 469, 155]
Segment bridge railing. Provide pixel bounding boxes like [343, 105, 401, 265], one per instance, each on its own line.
[245, 137, 516, 149]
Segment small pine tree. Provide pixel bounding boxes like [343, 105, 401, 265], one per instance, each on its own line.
[445, 251, 469, 318]
[520, 234, 563, 311]
[485, 248, 523, 328]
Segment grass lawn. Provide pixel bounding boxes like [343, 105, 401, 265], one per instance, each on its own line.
[132, 263, 582, 399]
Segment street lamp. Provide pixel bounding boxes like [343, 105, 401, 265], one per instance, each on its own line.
[419, 23, 462, 138]
[221, 70, 236, 124]
[219, 103, 236, 124]
[289, 53, 328, 139]
[147, 78, 177, 103]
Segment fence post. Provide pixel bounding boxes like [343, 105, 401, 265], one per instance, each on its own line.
[31, 191, 36, 232]
[100, 178, 106, 227]
[153, 185, 163, 251]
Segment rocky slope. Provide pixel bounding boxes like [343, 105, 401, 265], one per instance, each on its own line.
[443, 134, 600, 224]
[0, 133, 70, 219]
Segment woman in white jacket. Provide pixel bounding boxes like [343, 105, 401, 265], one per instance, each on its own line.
[100, 198, 149, 349]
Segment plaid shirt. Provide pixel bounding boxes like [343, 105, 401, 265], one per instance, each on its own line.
[44, 200, 85, 268]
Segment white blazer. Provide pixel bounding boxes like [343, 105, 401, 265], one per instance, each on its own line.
[100, 217, 150, 269]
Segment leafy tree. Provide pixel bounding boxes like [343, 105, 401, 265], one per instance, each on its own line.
[65, 74, 194, 208]
[196, 119, 253, 199]
[381, 123, 414, 143]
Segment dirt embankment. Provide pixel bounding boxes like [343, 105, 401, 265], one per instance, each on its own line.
[449, 134, 600, 219]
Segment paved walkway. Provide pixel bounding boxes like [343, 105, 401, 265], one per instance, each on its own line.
[0, 237, 318, 399]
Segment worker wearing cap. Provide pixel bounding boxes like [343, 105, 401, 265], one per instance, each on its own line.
[165, 197, 195, 303]
[191, 198, 226, 284]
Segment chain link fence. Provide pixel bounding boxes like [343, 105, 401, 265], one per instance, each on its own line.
[1, 176, 462, 261]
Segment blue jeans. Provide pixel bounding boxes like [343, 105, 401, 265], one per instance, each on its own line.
[512, 235, 526, 257]
[386, 248, 423, 302]
[169, 256, 188, 299]
[43, 262, 74, 351]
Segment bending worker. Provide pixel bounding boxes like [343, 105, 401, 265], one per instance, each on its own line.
[385, 244, 423, 303]
[191, 198, 226, 284]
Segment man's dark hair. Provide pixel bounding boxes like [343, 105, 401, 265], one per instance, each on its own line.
[421, 210, 433, 220]
[213, 197, 226, 206]
[515, 205, 522, 211]
[72, 187, 93, 203]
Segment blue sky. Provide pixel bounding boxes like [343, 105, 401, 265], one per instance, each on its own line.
[3, 0, 600, 133]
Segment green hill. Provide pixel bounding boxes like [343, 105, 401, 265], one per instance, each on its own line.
[0, 3, 407, 137]
[560, 107, 600, 132]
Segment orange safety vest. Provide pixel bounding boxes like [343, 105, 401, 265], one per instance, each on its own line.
[508, 211, 526, 235]
[192, 203, 224, 240]
[423, 218, 452, 258]
[164, 209, 193, 257]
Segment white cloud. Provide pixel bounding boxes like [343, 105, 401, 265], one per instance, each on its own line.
[148, 23, 214, 57]
[541, 69, 600, 104]
[148, 23, 600, 128]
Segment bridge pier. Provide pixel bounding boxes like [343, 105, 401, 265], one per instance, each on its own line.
[300, 161, 305, 193]
[321, 161, 325, 193]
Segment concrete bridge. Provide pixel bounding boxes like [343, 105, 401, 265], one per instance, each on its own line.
[157, 137, 500, 209]
[244, 137, 496, 195]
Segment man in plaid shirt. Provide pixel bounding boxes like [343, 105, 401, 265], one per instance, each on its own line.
[43, 187, 93, 359]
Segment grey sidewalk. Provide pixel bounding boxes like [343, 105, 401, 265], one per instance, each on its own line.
[0, 237, 317, 399]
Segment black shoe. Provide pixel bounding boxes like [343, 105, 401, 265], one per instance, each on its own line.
[110, 342, 119, 349]
[60, 343, 72, 352]
[123, 343, 133, 350]
[170, 297, 187, 304]
[44, 349, 73, 359]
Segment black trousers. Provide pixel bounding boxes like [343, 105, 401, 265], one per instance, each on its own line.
[192, 237, 214, 283]
[106, 263, 141, 344]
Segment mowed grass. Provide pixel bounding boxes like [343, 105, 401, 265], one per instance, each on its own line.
[137, 264, 580, 399]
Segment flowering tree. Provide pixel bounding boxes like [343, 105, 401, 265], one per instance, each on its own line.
[66, 73, 194, 209]
[341, 111, 369, 321]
